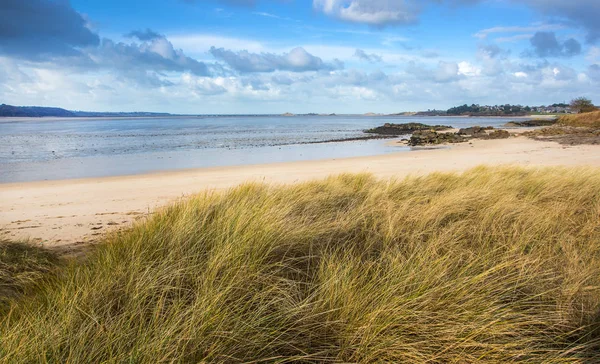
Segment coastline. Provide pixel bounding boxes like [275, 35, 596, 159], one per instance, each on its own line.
[0, 115, 207, 123]
[0, 114, 556, 123]
[2, 135, 600, 250]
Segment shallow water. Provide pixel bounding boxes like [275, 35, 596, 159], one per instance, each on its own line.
[0, 115, 517, 183]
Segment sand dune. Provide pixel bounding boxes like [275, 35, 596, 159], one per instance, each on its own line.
[1, 136, 599, 249]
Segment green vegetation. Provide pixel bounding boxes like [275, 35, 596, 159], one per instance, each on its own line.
[2, 167, 600, 362]
[0, 103, 173, 118]
[570, 97, 597, 114]
[0, 240, 59, 309]
[447, 103, 530, 116]
[445, 102, 577, 116]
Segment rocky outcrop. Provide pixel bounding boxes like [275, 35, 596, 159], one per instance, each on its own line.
[457, 126, 494, 138]
[504, 119, 557, 127]
[485, 129, 510, 139]
[365, 123, 452, 136]
[409, 126, 510, 146]
[408, 131, 466, 146]
[524, 126, 600, 146]
[458, 126, 510, 140]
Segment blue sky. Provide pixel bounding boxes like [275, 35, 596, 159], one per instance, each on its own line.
[1, 0, 599, 114]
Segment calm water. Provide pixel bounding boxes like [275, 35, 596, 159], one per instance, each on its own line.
[0, 115, 517, 183]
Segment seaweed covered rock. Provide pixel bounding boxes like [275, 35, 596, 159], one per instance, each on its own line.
[458, 126, 510, 140]
[365, 123, 452, 136]
[504, 119, 557, 127]
[457, 126, 494, 138]
[486, 130, 510, 139]
[408, 131, 466, 146]
[409, 127, 510, 146]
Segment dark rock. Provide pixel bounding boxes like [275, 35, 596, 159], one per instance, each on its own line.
[485, 130, 510, 139]
[524, 126, 600, 146]
[409, 126, 510, 146]
[457, 126, 494, 138]
[457, 126, 510, 140]
[504, 119, 557, 127]
[408, 130, 467, 146]
[365, 123, 452, 136]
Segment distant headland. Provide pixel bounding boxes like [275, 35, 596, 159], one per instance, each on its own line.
[0, 102, 579, 118]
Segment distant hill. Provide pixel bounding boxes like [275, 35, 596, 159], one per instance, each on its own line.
[0, 104, 75, 117]
[0, 104, 173, 118]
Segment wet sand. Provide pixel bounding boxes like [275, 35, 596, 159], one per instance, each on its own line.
[1, 136, 599, 250]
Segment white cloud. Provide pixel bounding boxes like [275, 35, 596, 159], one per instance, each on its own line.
[252, 11, 296, 22]
[209, 46, 342, 73]
[495, 34, 535, 43]
[168, 34, 266, 55]
[474, 24, 565, 40]
[458, 61, 481, 77]
[587, 46, 600, 63]
[354, 49, 383, 63]
[3, 55, 599, 114]
[313, 0, 421, 26]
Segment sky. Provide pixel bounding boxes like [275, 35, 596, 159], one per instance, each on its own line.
[1, 0, 599, 114]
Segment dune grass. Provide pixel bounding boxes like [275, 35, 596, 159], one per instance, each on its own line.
[2, 166, 600, 362]
[558, 111, 600, 128]
[0, 240, 59, 310]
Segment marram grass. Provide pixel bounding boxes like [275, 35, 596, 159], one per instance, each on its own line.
[2, 166, 600, 362]
[558, 111, 600, 128]
[0, 240, 58, 310]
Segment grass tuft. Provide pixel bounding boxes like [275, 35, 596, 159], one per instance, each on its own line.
[1, 166, 600, 362]
[0, 240, 59, 310]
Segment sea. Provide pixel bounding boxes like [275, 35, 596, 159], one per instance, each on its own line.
[0, 115, 519, 183]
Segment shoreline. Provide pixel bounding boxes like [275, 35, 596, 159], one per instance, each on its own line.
[2, 135, 600, 250]
[0, 114, 555, 123]
[0, 115, 207, 123]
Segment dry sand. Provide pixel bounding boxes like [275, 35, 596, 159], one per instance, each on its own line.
[1, 136, 599, 251]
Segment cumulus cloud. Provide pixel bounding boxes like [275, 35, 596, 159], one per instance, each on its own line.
[406, 61, 463, 83]
[525, 32, 581, 58]
[3, 53, 599, 113]
[98, 36, 209, 75]
[588, 64, 600, 81]
[314, 0, 600, 44]
[521, 0, 600, 43]
[210, 46, 342, 73]
[354, 49, 382, 63]
[434, 61, 462, 82]
[0, 0, 100, 59]
[476, 2, 600, 44]
[474, 24, 565, 40]
[312, 0, 481, 26]
[587, 47, 600, 63]
[478, 44, 507, 59]
[181, 73, 228, 95]
[125, 29, 163, 41]
[0, 57, 32, 84]
[0, 1, 209, 86]
[420, 50, 440, 58]
[313, 0, 421, 26]
[321, 69, 391, 89]
[1, 0, 599, 113]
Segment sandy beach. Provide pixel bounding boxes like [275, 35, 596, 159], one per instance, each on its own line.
[1, 135, 599, 251]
